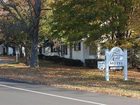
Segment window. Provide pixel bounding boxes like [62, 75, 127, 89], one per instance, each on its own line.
[43, 47, 45, 53]
[100, 48, 105, 55]
[74, 42, 81, 51]
[89, 46, 96, 55]
[52, 48, 58, 52]
[61, 45, 67, 55]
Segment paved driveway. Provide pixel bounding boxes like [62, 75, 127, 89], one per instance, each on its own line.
[0, 78, 139, 105]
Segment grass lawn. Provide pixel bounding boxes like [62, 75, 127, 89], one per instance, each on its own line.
[0, 59, 139, 99]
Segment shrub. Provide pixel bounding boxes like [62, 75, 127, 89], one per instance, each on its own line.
[85, 59, 104, 68]
[38, 54, 45, 59]
[63, 59, 84, 67]
[39, 55, 84, 67]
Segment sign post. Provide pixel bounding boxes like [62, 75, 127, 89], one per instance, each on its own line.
[123, 49, 128, 81]
[105, 49, 109, 81]
[104, 47, 128, 81]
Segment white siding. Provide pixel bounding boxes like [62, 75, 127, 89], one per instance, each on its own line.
[72, 42, 84, 62]
[8, 47, 13, 55]
[42, 47, 59, 56]
[83, 44, 97, 60]
[41, 41, 105, 63]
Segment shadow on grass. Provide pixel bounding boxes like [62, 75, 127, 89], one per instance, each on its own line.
[42, 68, 140, 92]
[114, 79, 140, 91]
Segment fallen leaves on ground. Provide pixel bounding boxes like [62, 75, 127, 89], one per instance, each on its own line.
[0, 59, 139, 99]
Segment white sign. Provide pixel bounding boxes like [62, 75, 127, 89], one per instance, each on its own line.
[109, 47, 124, 67]
[105, 47, 128, 81]
[110, 66, 123, 70]
[98, 61, 105, 70]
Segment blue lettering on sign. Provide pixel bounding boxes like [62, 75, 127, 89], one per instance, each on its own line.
[108, 47, 124, 67]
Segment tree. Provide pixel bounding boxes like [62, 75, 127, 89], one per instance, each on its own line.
[126, 0, 140, 68]
[50, 0, 140, 48]
[0, 0, 45, 68]
[49, 0, 140, 68]
[129, 0, 140, 34]
[0, 15, 31, 63]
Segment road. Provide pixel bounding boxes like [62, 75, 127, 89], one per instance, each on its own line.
[0, 78, 139, 105]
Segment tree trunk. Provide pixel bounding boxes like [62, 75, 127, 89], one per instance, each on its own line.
[19, 46, 24, 58]
[30, 34, 39, 68]
[69, 44, 73, 59]
[29, 17, 40, 68]
[39, 47, 42, 55]
[5, 45, 8, 55]
[15, 47, 19, 62]
[25, 47, 30, 66]
[13, 47, 16, 56]
[29, 0, 41, 68]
